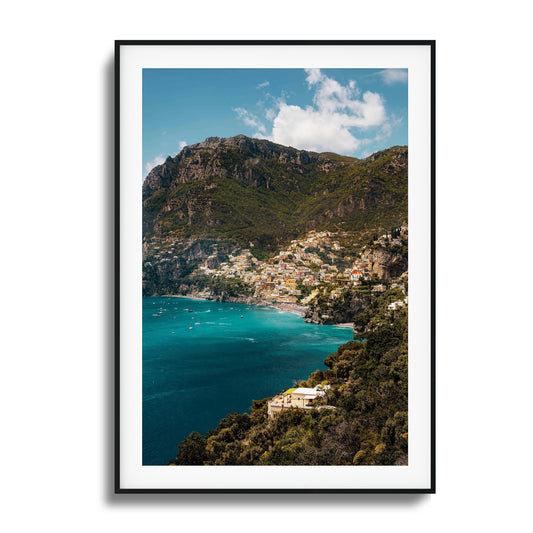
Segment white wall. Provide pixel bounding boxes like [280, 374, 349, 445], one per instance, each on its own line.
[1, 1, 532, 531]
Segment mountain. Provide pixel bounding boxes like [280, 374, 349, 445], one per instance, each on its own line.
[142, 135, 407, 295]
[143, 135, 407, 250]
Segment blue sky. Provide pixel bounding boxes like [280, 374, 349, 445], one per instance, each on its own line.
[143, 68, 407, 177]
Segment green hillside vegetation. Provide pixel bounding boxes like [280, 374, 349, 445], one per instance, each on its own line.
[143, 137, 407, 255]
[353, 286, 406, 332]
[170, 307, 408, 466]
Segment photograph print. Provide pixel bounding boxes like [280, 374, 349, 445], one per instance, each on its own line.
[143, 66, 408, 465]
[117, 42, 434, 492]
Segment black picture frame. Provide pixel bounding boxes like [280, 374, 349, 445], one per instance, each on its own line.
[115, 40, 435, 494]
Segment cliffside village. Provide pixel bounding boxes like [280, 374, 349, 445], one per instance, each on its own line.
[197, 229, 408, 310]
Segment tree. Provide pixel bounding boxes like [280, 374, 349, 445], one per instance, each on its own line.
[173, 431, 206, 465]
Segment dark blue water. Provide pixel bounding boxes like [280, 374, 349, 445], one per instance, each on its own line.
[143, 297, 353, 465]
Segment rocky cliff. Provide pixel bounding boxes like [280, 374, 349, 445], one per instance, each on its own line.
[142, 238, 239, 296]
[362, 247, 408, 281]
[304, 292, 372, 325]
[143, 135, 348, 200]
[142, 135, 408, 296]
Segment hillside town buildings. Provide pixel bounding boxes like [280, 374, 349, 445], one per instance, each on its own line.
[200, 231, 383, 305]
[144, 227, 408, 310]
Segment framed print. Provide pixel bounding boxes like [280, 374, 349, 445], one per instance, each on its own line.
[115, 40, 435, 493]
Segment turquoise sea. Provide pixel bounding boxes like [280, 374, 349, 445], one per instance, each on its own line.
[143, 297, 353, 465]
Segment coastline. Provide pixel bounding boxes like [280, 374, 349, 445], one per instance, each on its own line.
[168, 294, 217, 302]
[166, 293, 308, 319]
[144, 295, 355, 465]
[267, 302, 307, 317]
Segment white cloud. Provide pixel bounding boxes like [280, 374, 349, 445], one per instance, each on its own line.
[265, 107, 277, 121]
[380, 121, 392, 138]
[271, 103, 361, 153]
[380, 69, 408, 84]
[234, 107, 266, 134]
[312, 79, 384, 127]
[305, 68, 324, 85]
[178, 140, 187, 152]
[235, 69, 400, 156]
[257, 81, 270, 89]
[144, 154, 165, 177]
[372, 114, 403, 144]
[268, 69, 387, 154]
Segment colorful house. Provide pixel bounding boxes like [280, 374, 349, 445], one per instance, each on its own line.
[350, 269, 363, 281]
[267, 385, 330, 418]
